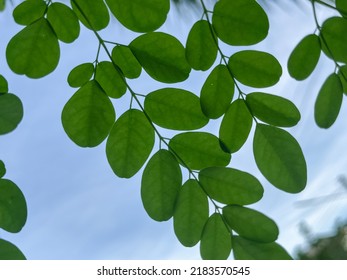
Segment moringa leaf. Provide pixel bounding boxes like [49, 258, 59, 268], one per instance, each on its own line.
[112, 45, 142, 79]
[0, 75, 8, 93]
[67, 63, 94, 88]
[0, 93, 23, 135]
[0, 161, 5, 178]
[13, 0, 46, 26]
[0, 239, 26, 260]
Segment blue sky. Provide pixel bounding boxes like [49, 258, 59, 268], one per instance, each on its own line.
[1, 1, 347, 259]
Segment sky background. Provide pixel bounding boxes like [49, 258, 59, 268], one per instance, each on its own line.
[1, 0, 347, 259]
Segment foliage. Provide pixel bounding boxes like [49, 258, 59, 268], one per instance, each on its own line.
[0, 0, 346, 260]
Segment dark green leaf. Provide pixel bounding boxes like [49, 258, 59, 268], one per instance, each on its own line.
[200, 213, 232, 260]
[13, 0, 46, 26]
[106, 109, 155, 178]
[246, 92, 301, 127]
[219, 99, 253, 153]
[287, 34, 321, 80]
[212, 0, 269, 46]
[315, 73, 343, 128]
[199, 167, 263, 205]
[6, 18, 60, 78]
[229, 50, 282, 88]
[67, 63, 94, 88]
[0, 179, 27, 233]
[223, 205, 278, 243]
[169, 132, 231, 170]
[233, 236, 292, 260]
[338, 65, 347, 94]
[0, 75, 8, 93]
[200, 65, 234, 119]
[71, 0, 109, 31]
[106, 0, 169, 33]
[336, 0, 347, 17]
[47, 2, 80, 43]
[185, 20, 217, 71]
[95, 61, 127, 99]
[253, 124, 307, 193]
[129, 32, 191, 83]
[61, 80, 115, 147]
[0, 239, 26, 260]
[173, 179, 209, 247]
[0, 161, 6, 178]
[0, 93, 23, 135]
[141, 149, 182, 221]
[144, 88, 208, 130]
[112, 45, 142, 79]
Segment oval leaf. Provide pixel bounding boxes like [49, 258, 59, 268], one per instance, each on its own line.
[106, 0, 169, 33]
[169, 132, 231, 170]
[337, 0, 347, 17]
[0, 75, 8, 93]
[67, 63, 94, 88]
[287, 34, 321, 81]
[200, 213, 232, 260]
[246, 92, 301, 127]
[141, 149, 182, 221]
[200, 64, 234, 119]
[338, 65, 347, 94]
[315, 73, 343, 128]
[0, 93, 23, 135]
[112, 45, 142, 79]
[0, 239, 26, 260]
[229, 50, 282, 88]
[199, 167, 263, 205]
[145, 88, 208, 130]
[62, 80, 115, 147]
[106, 109, 155, 178]
[0, 161, 5, 178]
[129, 32, 191, 83]
[173, 179, 209, 247]
[212, 0, 269, 46]
[13, 0, 46, 26]
[253, 124, 307, 193]
[223, 205, 278, 243]
[219, 99, 253, 153]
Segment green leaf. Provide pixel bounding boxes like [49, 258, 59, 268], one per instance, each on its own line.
[13, 0, 46, 26]
[233, 236, 292, 260]
[199, 167, 263, 205]
[246, 92, 301, 127]
[320, 17, 347, 63]
[141, 149, 182, 222]
[106, 0, 169, 33]
[106, 109, 155, 178]
[219, 99, 253, 153]
[228, 50, 282, 88]
[200, 65, 234, 119]
[200, 213, 232, 260]
[212, 0, 269, 46]
[67, 63, 94, 88]
[314, 73, 343, 128]
[0, 239, 26, 260]
[253, 124, 307, 193]
[0, 75, 8, 93]
[223, 205, 278, 243]
[6, 18, 60, 78]
[129, 32, 191, 83]
[173, 179, 209, 247]
[71, 0, 109, 31]
[185, 20, 218, 71]
[169, 132, 231, 170]
[0, 179, 27, 233]
[47, 2, 80, 43]
[95, 61, 127, 99]
[0, 93, 23, 135]
[144, 88, 208, 130]
[336, 0, 347, 17]
[287, 34, 321, 81]
[0, 160, 6, 178]
[338, 65, 347, 94]
[0, 0, 5, 11]
[112, 45, 142, 79]
[61, 80, 115, 147]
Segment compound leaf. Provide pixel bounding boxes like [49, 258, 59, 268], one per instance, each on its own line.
[13, 0, 46, 26]
[0, 93, 23, 135]
[0, 239, 26, 260]
[112, 45, 142, 79]
[67, 63, 94, 88]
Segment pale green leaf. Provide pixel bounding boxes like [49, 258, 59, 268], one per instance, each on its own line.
[112, 45, 142, 79]
[0, 239, 26, 260]
[67, 63, 94, 88]
[13, 0, 46, 26]
[0, 93, 23, 135]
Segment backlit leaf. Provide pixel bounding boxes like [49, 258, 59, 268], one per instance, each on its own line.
[0, 93, 23, 135]
[129, 32, 191, 83]
[13, 0, 46, 26]
[169, 132, 231, 170]
[200, 65, 234, 119]
[0, 239, 26, 260]
[253, 124, 307, 193]
[112, 45, 142, 79]
[336, 0, 347, 17]
[338, 65, 347, 94]
[315, 73, 343, 128]
[0, 75, 8, 93]
[145, 88, 208, 130]
[229, 50, 282, 88]
[200, 213, 232, 260]
[106, 109, 155, 178]
[0, 161, 5, 178]
[0, 0, 5, 11]
[67, 63, 94, 88]
[141, 149, 182, 221]
[173, 179, 209, 247]
[287, 34, 321, 80]
[223, 205, 278, 243]
[199, 167, 263, 205]
[62, 80, 115, 147]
